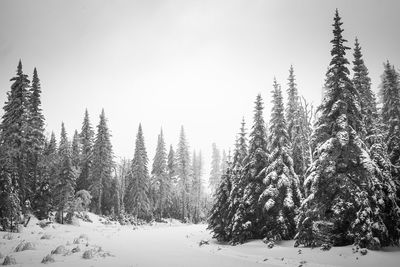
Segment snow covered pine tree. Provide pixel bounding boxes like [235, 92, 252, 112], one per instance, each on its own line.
[295, 10, 400, 249]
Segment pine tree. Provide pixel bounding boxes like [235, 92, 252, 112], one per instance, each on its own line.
[77, 109, 94, 191]
[285, 66, 308, 183]
[54, 123, 76, 224]
[352, 38, 377, 142]
[90, 109, 114, 215]
[207, 163, 233, 242]
[0, 145, 21, 231]
[259, 79, 301, 241]
[295, 10, 395, 249]
[167, 145, 179, 218]
[220, 150, 228, 174]
[231, 94, 268, 243]
[209, 143, 221, 193]
[34, 132, 58, 220]
[191, 150, 203, 223]
[0, 60, 30, 204]
[26, 68, 45, 204]
[176, 126, 191, 221]
[226, 119, 248, 241]
[126, 124, 151, 219]
[379, 62, 400, 184]
[151, 129, 169, 219]
[71, 130, 81, 169]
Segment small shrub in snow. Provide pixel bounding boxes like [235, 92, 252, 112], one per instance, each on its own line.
[14, 242, 25, 252]
[266, 241, 275, 249]
[82, 249, 94, 259]
[37, 220, 52, 229]
[360, 248, 368, 256]
[320, 243, 332, 251]
[198, 240, 209, 246]
[51, 245, 67, 255]
[16, 225, 24, 233]
[40, 234, 52, 240]
[2, 255, 16, 265]
[21, 242, 36, 251]
[2, 233, 13, 240]
[71, 246, 81, 253]
[41, 254, 55, 264]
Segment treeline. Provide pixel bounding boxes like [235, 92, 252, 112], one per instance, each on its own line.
[208, 10, 400, 250]
[0, 63, 209, 231]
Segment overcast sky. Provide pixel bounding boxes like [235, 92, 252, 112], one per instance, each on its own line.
[1, 0, 399, 178]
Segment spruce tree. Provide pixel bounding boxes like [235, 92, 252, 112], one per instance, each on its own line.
[0, 60, 30, 204]
[259, 79, 301, 241]
[209, 143, 221, 193]
[191, 150, 203, 223]
[34, 132, 58, 219]
[226, 119, 248, 241]
[230, 94, 268, 243]
[167, 145, 179, 218]
[54, 123, 75, 224]
[26, 68, 45, 203]
[295, 10, 395, 249]
[207, 163, 233, 242]
[77, 109, 94, 191]
[285, 66, 308, 183]
[126, 124, 151, 219]
[176, 126, 191, 221]
[90, 109, 114, 215]
[379, 62, 400, 183]
[71, 130, 81, 169]
[151, 129, 169, 219]
[0, 145, 21, 231]
[220, 150, 228, 174]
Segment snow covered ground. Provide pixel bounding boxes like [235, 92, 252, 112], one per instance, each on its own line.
[1, 213, 400, 267]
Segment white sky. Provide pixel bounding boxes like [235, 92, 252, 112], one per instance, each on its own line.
[1, 0, 400, 179]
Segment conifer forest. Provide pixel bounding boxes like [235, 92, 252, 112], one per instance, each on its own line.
[1, 2, 400, 267]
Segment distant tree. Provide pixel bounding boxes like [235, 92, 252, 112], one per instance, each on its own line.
[89, 109, 114, 215]
[220, 150, 228, 174]
[33, 132, 58, 219]
[209, 143, 221, 193]
[77, 109, 94, 191]
[54, 123, 76, 224]
[151, 129, 169, 219]
[191, 150, 203, 223]
[71, 130, 81, 169]
[176, 126, 191, 221]
[126, 124, 151, 219]
[259, 79, 302, 241]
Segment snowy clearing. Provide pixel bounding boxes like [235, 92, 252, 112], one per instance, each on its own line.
[0, 214, 400, 267]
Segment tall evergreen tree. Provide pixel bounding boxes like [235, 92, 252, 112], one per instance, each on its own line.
[176, 126, 191, 221]
[151, 129, 169, 219]
[230, 94, 268, 243]
[259, 79, 301, 240]
[0, 145, 21, 231]
[90, 109, 114, 215]
[0, 60, 30, 204]
[26, 68, 45, 203]
[226, 119, 248, 240]
[208, 162, 233, 241]
[296, 10, 396, 249]
[285, 66, 308, 183]
[77, 109, 94, 191]
[126, 124, 151, 219]
[54, 123, 75, 224]
[191, 150, 203, 223]
[379, 62, 400, 183]
[220, 150, 228, 174]
[71, 130, 81, 169]
[209, 143, 221, 193]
